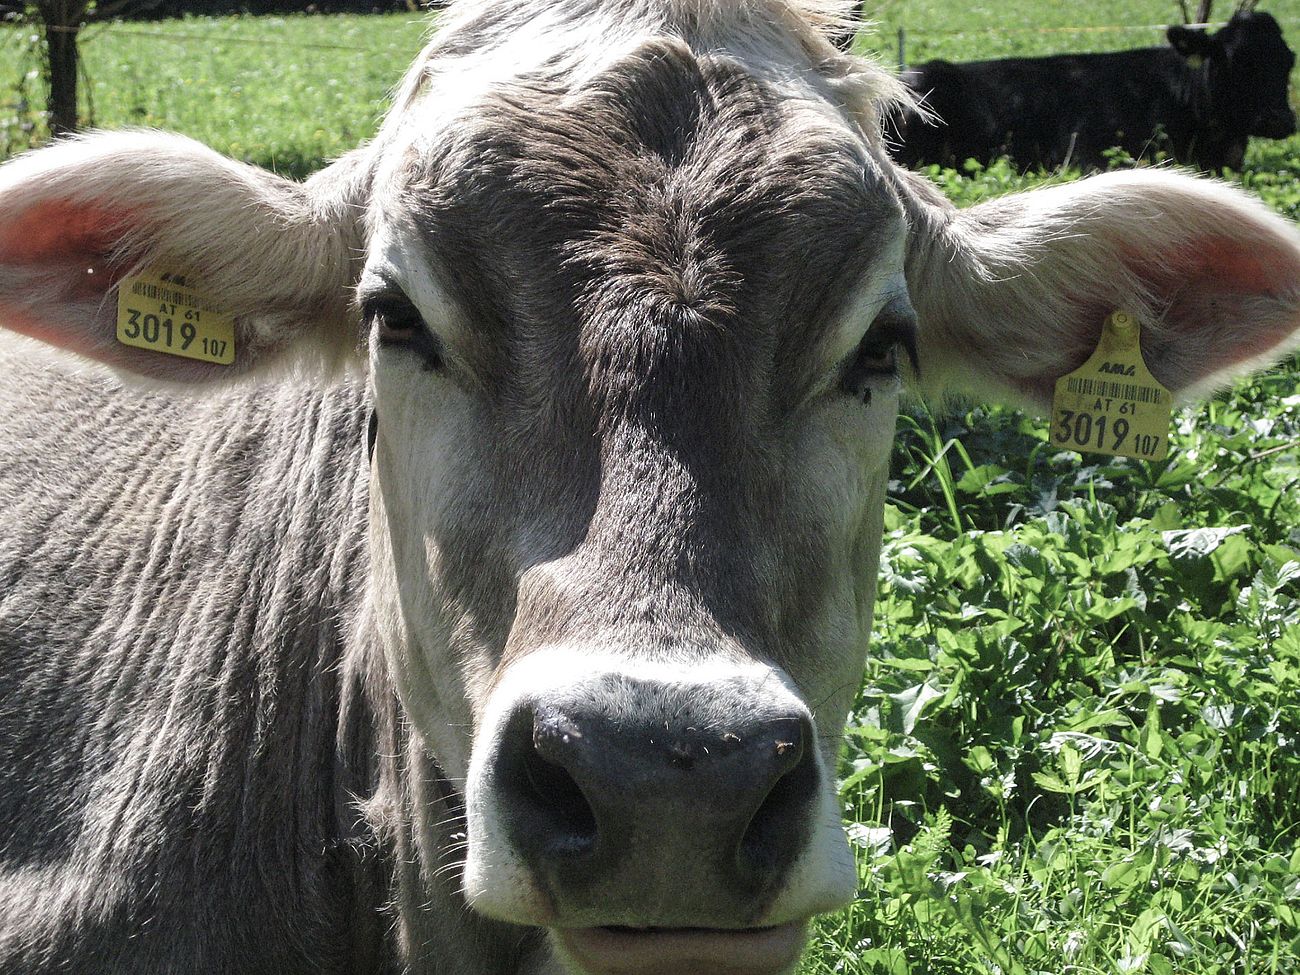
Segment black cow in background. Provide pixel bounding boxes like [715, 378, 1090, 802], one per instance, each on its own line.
[836, 3, 1296, 173]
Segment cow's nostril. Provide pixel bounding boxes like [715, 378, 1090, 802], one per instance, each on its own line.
[495, 703, 599, 862]
[737, 719, 818, 877]
[501, 704, 599, 855]
[522, 743, 597, 851]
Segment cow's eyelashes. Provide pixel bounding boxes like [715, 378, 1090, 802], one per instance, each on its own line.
[366, 296, 424, 342]
[841, 340, 897, 404]
[364, 294, 443, 369]
[841, 306, 919, 405]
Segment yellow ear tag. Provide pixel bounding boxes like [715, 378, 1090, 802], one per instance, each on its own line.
[1050, 311, 1172, 462]
[116, 269, 235, 366]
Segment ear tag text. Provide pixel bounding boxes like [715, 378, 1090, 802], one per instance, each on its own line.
[1050, 311, 1172, 462]
[116, 269, 235, 365]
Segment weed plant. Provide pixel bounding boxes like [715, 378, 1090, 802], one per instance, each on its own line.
[808, 6, 1300, 970]
[803, 348, 1300, 974]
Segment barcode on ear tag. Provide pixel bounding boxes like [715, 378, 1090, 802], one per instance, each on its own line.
[1050, 311, 1173, 462]
[115, 269, 235, 365]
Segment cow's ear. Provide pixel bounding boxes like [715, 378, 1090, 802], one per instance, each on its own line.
[0, 131, 369, 382]
[904, 169, 1300, 411]
[1168, 25, 1216, 59]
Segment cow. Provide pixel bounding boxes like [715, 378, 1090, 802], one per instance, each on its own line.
[886, 8, 1297, 172]
[1, 1, 1299, 973]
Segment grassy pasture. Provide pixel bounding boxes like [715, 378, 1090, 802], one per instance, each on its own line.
[1, 2, 1297, 973]
[0, 13, 431, 175]
[817, 7, 1300, 974]
[861, 0, 1271, 62]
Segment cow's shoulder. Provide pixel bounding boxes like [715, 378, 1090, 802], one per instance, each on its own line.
[0, 344, 385, 973]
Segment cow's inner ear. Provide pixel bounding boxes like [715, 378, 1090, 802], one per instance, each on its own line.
[0, 132, 367, 383]
[903, 168, 1300, 411]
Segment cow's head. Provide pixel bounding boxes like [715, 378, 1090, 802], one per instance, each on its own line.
[2, 2, 1300, 973]
[1168, 9, 1297, 140]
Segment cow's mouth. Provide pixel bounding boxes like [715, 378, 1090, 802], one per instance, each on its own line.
[556, 920, 807, 975]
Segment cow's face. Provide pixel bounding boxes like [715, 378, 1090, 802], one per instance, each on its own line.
[361, 7, 911, 970]
[1172, 11, 1297, 139]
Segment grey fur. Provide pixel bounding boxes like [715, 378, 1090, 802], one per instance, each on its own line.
[0, 359, 550, 973]
[4, 0, 1300, 971]
[0, 3, 897, 962]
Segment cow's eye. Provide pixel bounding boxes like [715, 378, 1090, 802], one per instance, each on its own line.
[364, 293, 442, 369]
[366, 294, 424, 343]
[841, 304, 918, 404]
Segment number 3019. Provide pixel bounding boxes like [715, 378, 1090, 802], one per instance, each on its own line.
[1054, 409, 1131, 453]
[123, 308, 196, 350]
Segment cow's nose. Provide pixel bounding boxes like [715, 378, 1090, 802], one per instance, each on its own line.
[492, 696, 819, 918]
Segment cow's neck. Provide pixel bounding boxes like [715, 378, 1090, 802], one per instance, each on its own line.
[343, 473, 552, 974]
[0, 366, 383, 973]
[1174, 51, 1219, 129]
[342, 657, 553, 973]
[0, 353, 549, 973]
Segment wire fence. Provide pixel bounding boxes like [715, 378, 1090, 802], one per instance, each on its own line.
[32, 11, 1297, 86]
[20, 13, 1300, 54]
[886, 21, 1226, 71]
[897, 19, 1228, 37]
[37, 16, 432, 53]
[0, 9, 1296, 165]
[0, 14, 433, 162]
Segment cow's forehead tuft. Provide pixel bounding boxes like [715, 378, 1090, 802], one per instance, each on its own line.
[377, 38, 900, 404]
[378, 0, 907, 151]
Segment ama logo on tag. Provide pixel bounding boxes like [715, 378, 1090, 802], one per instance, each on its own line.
[1099, 361, 1137, 376]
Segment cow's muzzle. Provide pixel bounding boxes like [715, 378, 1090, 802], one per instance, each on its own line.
[463, 654, 855, 960]
[496, 698, 816, 913]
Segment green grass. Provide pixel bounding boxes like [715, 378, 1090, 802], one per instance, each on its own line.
[0, 13, 431, 176]
[803, 368, 1300, 975]
[3, 4, 1298, 973]
[815, 7, 1300, 973]
[809, 8, 1300, 972]
[858, 0, 1256, 63]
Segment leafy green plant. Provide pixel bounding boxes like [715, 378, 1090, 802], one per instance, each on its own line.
[804, 344, 1300, 973]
